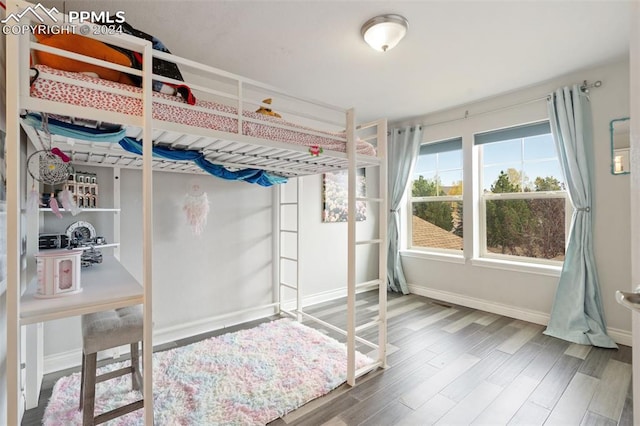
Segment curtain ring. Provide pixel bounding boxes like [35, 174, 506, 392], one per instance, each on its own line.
[390, 209, 399, 213]
[577, 207, 591, 212]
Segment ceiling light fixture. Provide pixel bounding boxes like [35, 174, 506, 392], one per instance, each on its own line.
[361, 14, 408, 52]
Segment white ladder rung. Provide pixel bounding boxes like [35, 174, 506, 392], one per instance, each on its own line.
[356, 279, 381, 289]
[356, 239, 382, 246]
[280, 256, 298, 262]
[355, 361, 383, 379]
[355, 319, 381, 333]
[280, 229, 298, 234]
[298, 311, 379, 348]
[280, 282, 297, 290]
[280, 202, 298, 206]
[280, 309, 298, 318]
[356, 197, 382, 203]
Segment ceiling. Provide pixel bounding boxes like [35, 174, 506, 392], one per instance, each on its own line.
[42, 1, 632, 124]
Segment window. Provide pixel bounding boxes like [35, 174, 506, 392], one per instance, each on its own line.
[409, 138, 463, 252]
[477, 122, 569, 262]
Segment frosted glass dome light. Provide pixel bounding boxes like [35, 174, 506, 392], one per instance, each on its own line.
[361, 14, 408, 52]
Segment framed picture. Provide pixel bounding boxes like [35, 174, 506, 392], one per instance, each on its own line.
[322, 169, 366, 223]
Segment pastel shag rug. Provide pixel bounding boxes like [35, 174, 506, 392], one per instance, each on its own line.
[43, 319, 374, 425]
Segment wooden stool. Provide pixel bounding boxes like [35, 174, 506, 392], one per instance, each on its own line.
[79, 305, 144, 425]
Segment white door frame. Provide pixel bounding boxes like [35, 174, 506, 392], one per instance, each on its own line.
[630, 2, 639, 421]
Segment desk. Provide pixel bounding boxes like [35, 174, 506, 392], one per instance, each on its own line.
[21, 256, 143, 325]
[20, 256, 143, 409]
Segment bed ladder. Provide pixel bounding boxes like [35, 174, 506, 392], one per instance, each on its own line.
[345, 113, 389, 386]
[272, 116, 388, 388]
[275, 178, 302, 321]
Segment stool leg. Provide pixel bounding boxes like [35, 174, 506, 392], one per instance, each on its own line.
[82, 353, 97, 426]
[130, 342, 142, 392]
[79, 352, 85, 410]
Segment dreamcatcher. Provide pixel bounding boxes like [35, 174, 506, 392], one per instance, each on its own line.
[183, 180, 210, 236]
[25, 113, 79, 217]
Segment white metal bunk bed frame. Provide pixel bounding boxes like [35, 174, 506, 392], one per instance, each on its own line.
[5, 0, 388, 423]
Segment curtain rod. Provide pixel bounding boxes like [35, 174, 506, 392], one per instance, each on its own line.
[421, 80, 602, 128]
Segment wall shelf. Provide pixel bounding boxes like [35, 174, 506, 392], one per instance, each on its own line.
[38, 243, 120, 251]
[40, 208, 121, 213]
[76, 243, 120, 250]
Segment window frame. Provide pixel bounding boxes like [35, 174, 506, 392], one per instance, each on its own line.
[476, 122, 571, 266]
[407, 138, 464, 255]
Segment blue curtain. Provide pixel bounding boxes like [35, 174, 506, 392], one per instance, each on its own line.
[544, 85, 617, 348]
[387, 126, 423, 294]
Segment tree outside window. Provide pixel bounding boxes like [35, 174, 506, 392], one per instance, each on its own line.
[409, 138, 463, 252]
[480, 126, 568, 262]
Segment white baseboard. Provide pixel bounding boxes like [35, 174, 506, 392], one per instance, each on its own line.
[281, 284, 377, 311]
[408, 284, 632, 347]
[43, 348, 82, 374]
[152, 306, 277, 348]
[606, 327, 633, 347]
[44, 307, 276, 374]
[44, 285, 377, 374]
[44, 344, 139, 375]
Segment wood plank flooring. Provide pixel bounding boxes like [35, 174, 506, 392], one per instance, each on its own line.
[22, 291, 633, 425]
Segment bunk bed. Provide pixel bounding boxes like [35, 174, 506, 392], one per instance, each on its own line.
[4, 0, 388, 423]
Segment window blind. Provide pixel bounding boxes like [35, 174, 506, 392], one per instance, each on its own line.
[419, 137, 462, 155]
[474, 121, 551, 145]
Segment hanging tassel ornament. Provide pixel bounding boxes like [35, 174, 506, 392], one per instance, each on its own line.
[183, 181, 210, 236]
[48, 193, 63, 219]
[26, 185, 40, 214]
[58, 188, 81, 216]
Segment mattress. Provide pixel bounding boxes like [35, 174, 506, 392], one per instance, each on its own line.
[30, 65, 377, 156]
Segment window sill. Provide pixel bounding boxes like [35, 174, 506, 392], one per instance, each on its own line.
[471, 257, 562, 277]
[399, 251, 563, 277]
[400, 249, 466, 264]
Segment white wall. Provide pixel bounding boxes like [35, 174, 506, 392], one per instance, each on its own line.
[397, 59, 632, 342]
[41, 163, 380, 367]
[297, 169, 380, 302]
[120, 169, 275, 330]
[43, 169, 273, 358]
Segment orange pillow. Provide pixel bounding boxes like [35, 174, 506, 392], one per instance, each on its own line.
[33, 32, 134, 84]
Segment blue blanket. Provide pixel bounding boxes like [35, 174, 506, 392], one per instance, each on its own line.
[23, 113, 288, 187]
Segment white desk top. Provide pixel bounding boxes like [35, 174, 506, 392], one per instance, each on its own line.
[20, 256, 143, 325]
